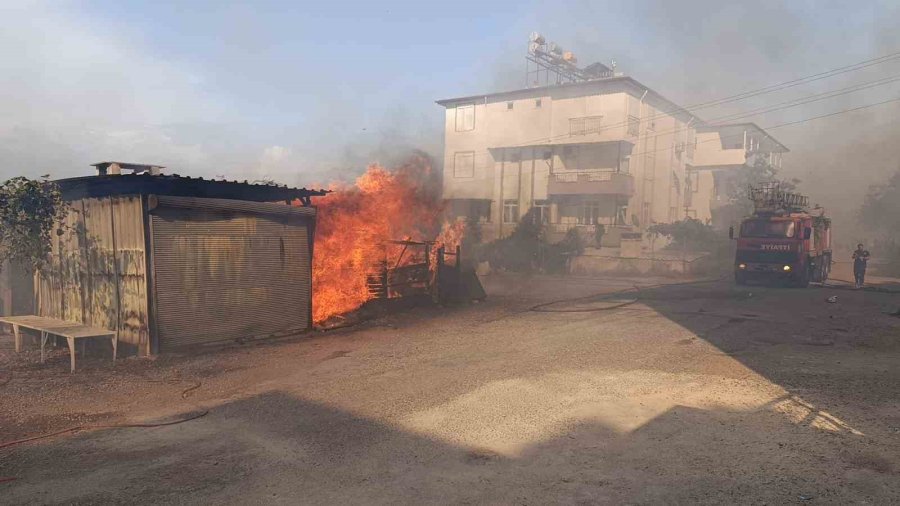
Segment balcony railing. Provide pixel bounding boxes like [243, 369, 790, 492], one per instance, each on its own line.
[547, 172, 634, 196]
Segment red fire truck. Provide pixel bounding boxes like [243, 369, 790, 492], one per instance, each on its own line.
[729, 184, 832, 287]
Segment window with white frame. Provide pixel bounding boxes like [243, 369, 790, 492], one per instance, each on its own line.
[532, 200, 550, 224]
[455, 104, 475, 131]
[503, 200, 519, 223]
[453, 151, 475, 178]
[580, 201, 602, 225]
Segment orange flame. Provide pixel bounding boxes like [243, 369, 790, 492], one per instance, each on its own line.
[433, 219, 466, 259]
[308, 154, 456, 323]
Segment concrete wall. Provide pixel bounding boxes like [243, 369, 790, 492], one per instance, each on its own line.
[570, 250, 713, 277]
[628, 100, 692, 228]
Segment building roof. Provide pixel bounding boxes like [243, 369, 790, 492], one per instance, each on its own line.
[435, 76, 702, 124]
[55, 173, 329, 204]
[697, 122, 790, 153]
[91, 161, 165, 171]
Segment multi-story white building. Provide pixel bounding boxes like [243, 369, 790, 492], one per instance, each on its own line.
[437, 78, 788, 247]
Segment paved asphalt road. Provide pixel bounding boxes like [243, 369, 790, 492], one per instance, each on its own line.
[1, 273, 898, 504]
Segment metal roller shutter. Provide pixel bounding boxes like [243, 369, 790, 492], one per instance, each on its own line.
[151, 201, 312, 350]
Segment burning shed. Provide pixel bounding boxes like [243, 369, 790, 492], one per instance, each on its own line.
[35, 164, 326, 355]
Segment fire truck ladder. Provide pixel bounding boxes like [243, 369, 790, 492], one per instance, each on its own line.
[749, 182, 809, 213]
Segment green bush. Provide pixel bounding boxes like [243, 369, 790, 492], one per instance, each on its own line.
[476, 212, 585, 274]
[648, 218, 722, 253]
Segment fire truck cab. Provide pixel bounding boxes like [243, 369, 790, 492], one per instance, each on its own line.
[729, 185, 832, 287]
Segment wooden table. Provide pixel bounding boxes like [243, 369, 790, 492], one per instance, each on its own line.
[0, 315, 117, 373]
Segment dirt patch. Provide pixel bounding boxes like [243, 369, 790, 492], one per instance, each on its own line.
[843, 451, 895, 474]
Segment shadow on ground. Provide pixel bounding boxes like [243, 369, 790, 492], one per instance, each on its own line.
[1, 274, 899, 504]
[2, 389, 896, 505]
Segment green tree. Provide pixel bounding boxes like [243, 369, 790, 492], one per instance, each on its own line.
[859, 169, 900, 234]
[858, 168, 900, 276]
[0, 177, 69, 271]
[711, 157, 799, 226]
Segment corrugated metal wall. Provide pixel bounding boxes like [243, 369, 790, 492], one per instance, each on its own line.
[150, 201, 312, 350]
[36, 196, 150, 354]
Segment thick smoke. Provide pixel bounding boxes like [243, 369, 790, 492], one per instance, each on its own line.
[514, 0, 900, 248]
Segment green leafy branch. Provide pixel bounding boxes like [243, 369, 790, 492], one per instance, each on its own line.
[0, 176, 69, 271]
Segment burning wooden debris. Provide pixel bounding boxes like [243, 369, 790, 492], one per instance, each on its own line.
[304, 154, 473, 324]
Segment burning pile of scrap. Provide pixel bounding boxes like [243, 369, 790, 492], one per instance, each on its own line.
[308, 154, 482, 327]
[366, 239, 485, 304]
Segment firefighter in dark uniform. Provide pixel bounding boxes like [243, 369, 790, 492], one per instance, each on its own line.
[852, 243, 870, 288]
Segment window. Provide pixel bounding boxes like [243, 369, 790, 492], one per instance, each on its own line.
[535, 98, 542, 108]
[740, 220, 796, 238]
[569, 116, 602, 136]
[453, 151, 475, 178]
[616, 204, 628, 225]
[627, 115, 640, 136]
[580, 201, 602, 225]
[686, 170, 699, 193]
[475, 200, 492, 223]
[463, 199, 491, 223]
[674, 141, 684, 161]
[503, 200, 519, 223]
[455, 104, 475, 131]
[507, 101, 514, 110]
[533, 200, 550, 224]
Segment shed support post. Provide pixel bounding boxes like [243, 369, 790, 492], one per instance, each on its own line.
[67, 337, 76, 373]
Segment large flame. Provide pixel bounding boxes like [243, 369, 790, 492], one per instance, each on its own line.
[308, 154, 463, 323]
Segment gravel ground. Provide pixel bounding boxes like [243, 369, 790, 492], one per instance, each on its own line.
[0, 271, 898, 504]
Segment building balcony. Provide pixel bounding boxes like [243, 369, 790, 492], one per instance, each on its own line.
[547, 172, 634, 196]
[691, 147, 748, 168]
[693, 123, 787, 170]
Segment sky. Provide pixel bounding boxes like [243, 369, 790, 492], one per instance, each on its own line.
[2, 0, 900, 233]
